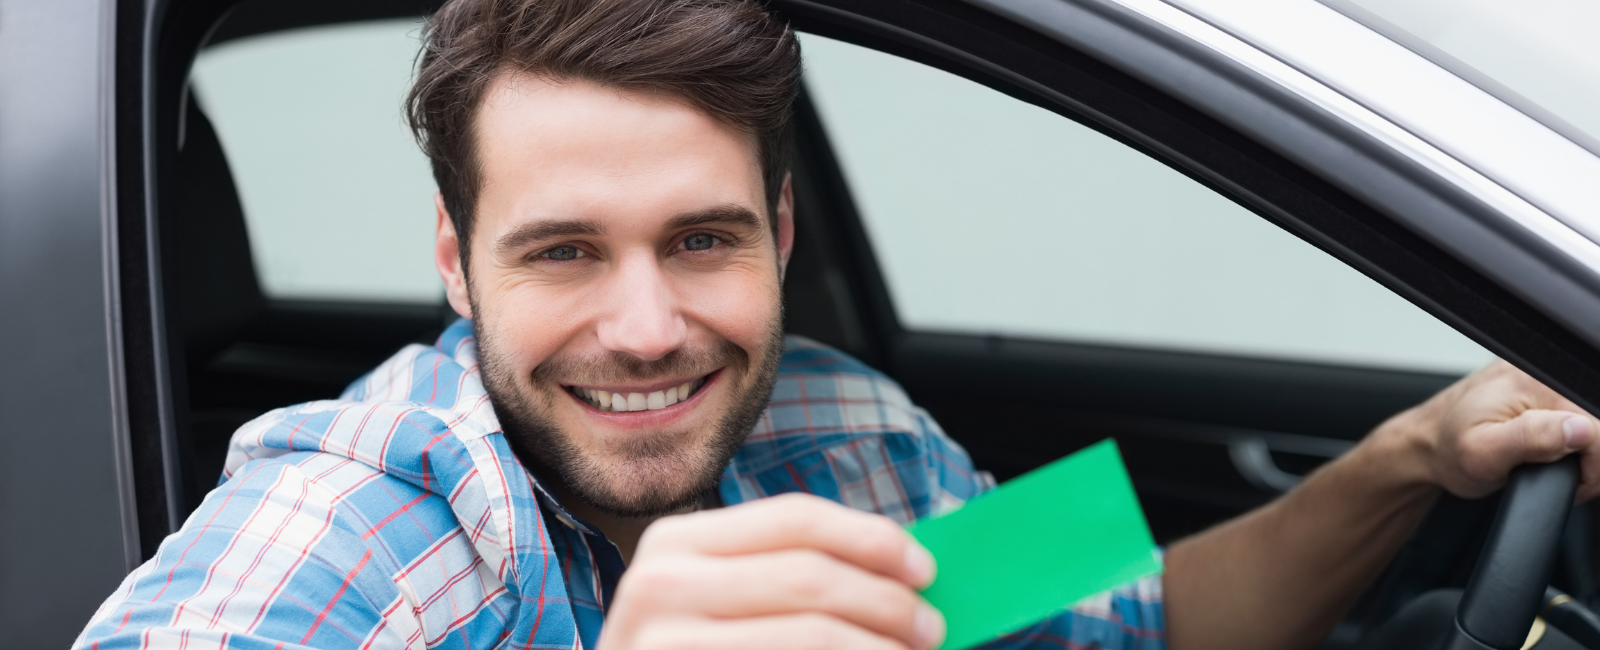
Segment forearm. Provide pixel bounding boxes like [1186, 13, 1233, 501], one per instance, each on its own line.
[1162, 409, 1441, 650]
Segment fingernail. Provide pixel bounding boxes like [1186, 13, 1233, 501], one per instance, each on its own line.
[914, 602, 946, 650]
[1565, 416, 1593, 448]
[904, 542, 936, 587]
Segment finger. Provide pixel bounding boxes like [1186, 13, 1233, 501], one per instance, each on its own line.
[639, 493, 934, 587]
[1561, 414, 1600, 502]
[620, 548, 942, 647]
[1577, 438, 1600, 503]
[632, 613, 915, 650]
[1460, 410, 1596, 481]
[1515, 379, 1600, 501]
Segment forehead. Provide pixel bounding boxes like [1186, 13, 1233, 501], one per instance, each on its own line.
[471, 73, 764, 230]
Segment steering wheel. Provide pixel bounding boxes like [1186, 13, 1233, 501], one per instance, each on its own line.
[1414, 457, 1582, 650]
[1443, 456, 1581, 649]
[1359, 457, 1582, 650]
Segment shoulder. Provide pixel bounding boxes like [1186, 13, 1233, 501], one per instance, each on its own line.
[77, 452, 482, 648]
[224, 397, 490, 494]
[212, 451, 472, 577]
[748, 336, 923, 464]
[722, 336, 990, 522]
[775, 335, 894, 379]
[339, 321, 499, 427]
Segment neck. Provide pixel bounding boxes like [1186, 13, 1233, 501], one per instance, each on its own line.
[546, 483, 703, 565]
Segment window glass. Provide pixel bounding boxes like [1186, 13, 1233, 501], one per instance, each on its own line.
[800, 33, 1494, 374]
[190, 19, 442, 302]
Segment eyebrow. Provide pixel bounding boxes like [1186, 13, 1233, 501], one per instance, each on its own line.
[490, 205, 765, 258]
[493, 218, 605, 258]
[666, 204, 765, 232]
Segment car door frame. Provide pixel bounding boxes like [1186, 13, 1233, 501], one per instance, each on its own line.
[87, 0, 1600, 641]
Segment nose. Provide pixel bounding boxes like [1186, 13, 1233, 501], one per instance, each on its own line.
[593, 251, 689, 361]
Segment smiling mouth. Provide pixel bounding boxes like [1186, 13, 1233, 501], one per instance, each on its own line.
[567, 375, 710, 413]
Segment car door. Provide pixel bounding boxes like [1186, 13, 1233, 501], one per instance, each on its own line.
[778, 26, 1584, 645]
[9, 0, 1596, 646]
[767, 2, 1600, 640]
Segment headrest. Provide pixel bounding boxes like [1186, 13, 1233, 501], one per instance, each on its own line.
[172, 95, 265, 366]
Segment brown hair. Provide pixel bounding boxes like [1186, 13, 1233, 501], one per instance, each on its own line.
[406, 0, 800, 265]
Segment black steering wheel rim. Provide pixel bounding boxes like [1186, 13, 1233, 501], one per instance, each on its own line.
[1445, 456, 1581, 650]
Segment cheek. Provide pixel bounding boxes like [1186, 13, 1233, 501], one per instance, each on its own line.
[675, 262, 782, 351]
[477, 273, 597, 374]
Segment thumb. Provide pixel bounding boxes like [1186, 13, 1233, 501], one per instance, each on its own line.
[1495, 409, 1592, 463]
[1452, 410, 1594, 496]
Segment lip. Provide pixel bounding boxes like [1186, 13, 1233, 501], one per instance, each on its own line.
[565, 368, 722, 427]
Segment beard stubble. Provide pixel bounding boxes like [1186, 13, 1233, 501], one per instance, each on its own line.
[475, 314, 784, 518]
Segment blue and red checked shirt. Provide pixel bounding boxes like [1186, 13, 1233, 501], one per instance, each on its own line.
[76, 318, 1164, 649]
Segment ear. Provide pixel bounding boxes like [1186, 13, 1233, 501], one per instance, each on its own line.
[775, 172, 795, 278]
[435, 193, 474, 320]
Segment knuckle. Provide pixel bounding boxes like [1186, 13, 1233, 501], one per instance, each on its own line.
[775, 551, 837, 600]
[620, 562, 692, 606]
[773, 491, 819, 505]
[758, 494, 821, 528]
[790, 494, 840, 522]
[771, 497, 851, 542]
[757, 513, 809, 546]
[1522, 414, 1567, 456]
[855, 519, 907, 562]
[867, 580, 921, 632]
[793, 613, 848, 650]
[777, 553, 917, 636]
[770, 492, 824, 513]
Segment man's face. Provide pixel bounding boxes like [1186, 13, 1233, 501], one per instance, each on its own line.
[434, 73, 793, 518]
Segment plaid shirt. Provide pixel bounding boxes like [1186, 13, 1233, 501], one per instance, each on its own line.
[77, 319, 1164, 649]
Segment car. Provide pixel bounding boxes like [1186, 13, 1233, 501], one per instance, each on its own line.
[3, 0, 1598, 647]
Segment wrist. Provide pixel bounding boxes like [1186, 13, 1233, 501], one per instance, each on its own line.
[1357, 405, 1443, 493]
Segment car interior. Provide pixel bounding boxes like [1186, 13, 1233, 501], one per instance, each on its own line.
[120, 0, 1600, 647]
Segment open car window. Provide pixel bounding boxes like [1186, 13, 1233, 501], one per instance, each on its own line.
[799, 33, 1494, 375]
[190, 19, 442, 303]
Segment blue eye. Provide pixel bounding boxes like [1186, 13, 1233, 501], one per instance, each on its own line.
[543, 246, 582, 261]
[683, 234, 718, 251]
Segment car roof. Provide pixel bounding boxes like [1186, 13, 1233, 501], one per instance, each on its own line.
[1166, 0, 1600, 259]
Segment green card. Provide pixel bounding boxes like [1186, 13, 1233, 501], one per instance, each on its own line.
[908, 439, 1161, 650]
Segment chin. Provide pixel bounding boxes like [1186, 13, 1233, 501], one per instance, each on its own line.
[564, 439, 729, 517]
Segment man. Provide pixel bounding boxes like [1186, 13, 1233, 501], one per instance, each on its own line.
[76, 0, 1600, 648]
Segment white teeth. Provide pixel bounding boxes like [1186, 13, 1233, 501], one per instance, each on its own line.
[575, 377, 706, 412]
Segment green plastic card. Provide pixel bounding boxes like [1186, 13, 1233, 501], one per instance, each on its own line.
[908, 439, 1161, 650]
